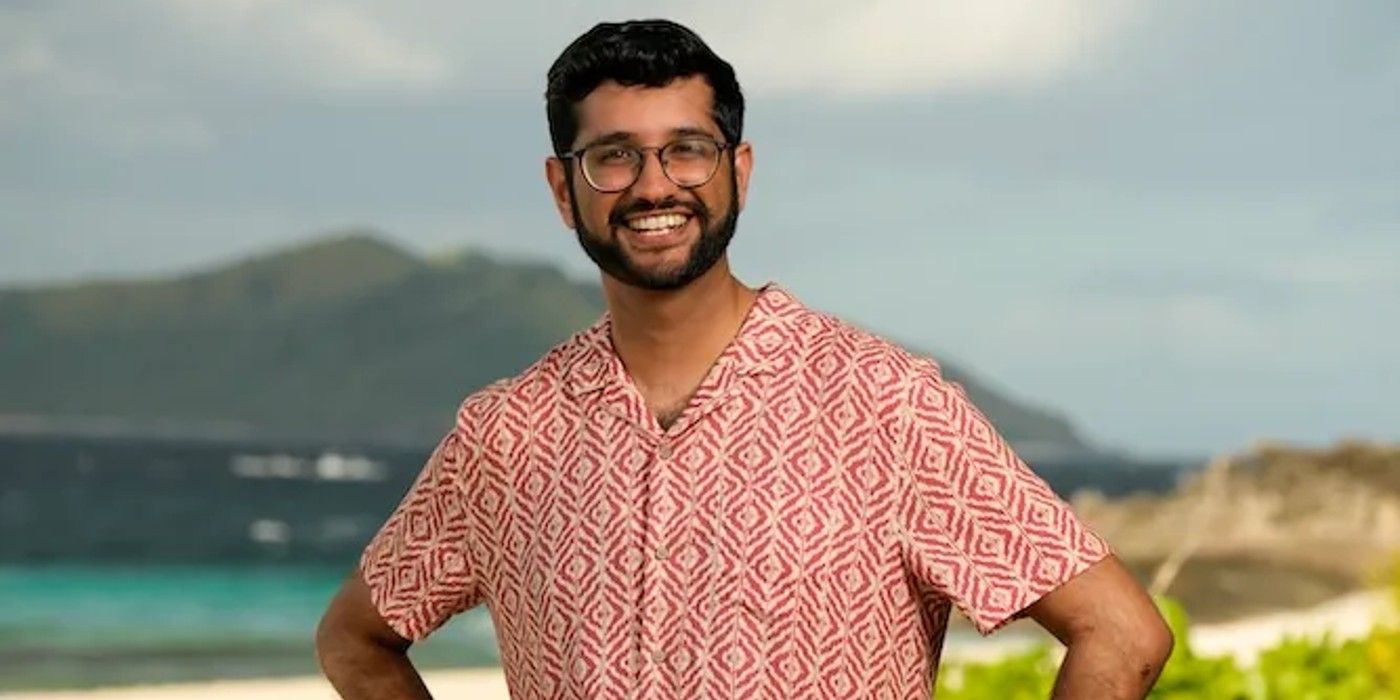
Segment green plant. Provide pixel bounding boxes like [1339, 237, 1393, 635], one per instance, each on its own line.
[935, 645, 1057, 699]
[933, 573, 1400, 700]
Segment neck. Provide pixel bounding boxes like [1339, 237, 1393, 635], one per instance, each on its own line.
[599, 259, 759, 388]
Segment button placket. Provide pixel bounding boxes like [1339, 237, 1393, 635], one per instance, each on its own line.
[641, 437, 680, 677]
[638, 436, 658, 677]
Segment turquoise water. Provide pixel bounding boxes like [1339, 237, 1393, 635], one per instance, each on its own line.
[0, 565, 1013, 691]
[0, 565, 500, 690]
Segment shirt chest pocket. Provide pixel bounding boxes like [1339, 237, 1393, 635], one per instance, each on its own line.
[720, 494, 846, 629]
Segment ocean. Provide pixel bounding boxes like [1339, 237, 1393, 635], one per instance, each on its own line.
[0, 432, 1191, 690]
[0, 433, 506, 689]
[0, 564, 499, 690]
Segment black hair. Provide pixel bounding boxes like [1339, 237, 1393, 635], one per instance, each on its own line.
[545, 19, 744, 157]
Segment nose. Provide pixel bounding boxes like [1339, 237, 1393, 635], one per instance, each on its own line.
[628, 148, 678, 201]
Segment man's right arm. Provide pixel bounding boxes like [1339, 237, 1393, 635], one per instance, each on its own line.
[316, 567, 434, 700]
[318, 402, 491, 697]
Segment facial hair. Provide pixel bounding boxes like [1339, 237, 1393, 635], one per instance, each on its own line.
[569, 171, 739, 291]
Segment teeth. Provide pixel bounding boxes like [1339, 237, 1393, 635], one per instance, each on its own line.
[628, 213, 688, 231]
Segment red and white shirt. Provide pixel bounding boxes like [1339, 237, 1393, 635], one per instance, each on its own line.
[361, 282, 1110, 699]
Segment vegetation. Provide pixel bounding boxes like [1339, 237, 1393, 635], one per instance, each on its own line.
[935, 558, 1400, 699]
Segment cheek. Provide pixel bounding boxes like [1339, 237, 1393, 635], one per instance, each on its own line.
[579, 193, 619, 228]
[696, 182, 732, 217]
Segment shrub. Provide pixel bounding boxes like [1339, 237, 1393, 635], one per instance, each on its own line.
[935, 564, 1400, 700]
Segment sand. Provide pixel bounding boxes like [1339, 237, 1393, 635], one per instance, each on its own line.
[1190, 589, 1387, 664]
[0, 671, 511, 700]
[6, 590, 1389, 700]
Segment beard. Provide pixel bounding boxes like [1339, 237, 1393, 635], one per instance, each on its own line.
[569, 173, 739, 291]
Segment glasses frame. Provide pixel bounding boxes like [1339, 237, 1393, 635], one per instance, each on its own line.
[561, 137, 732, 193]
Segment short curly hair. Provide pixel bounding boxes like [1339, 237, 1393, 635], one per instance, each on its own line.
[545, 19, 744, 157]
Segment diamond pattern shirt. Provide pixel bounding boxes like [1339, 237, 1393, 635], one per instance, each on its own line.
[360, 282, 1111, 699]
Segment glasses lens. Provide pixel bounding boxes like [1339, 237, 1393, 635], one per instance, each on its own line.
[662, 138, 720, 187]
[582, 146, 641, 192]
[578, 139, 723, 192]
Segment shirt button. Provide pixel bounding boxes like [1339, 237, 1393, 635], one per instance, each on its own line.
[657, 443, 673, 460]
[654, 545, 669, 560]
[652, 648, 667, 663]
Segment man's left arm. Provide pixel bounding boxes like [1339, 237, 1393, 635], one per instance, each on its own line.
[891, 356, 1171, 698]
[1026, 554, 1173, 699]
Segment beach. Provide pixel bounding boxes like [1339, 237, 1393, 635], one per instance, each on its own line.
[7, 589, 1386, 700]
[0, 669, 510, 700]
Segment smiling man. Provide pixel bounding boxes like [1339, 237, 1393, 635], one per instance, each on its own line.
[316, 19, 1172, 699]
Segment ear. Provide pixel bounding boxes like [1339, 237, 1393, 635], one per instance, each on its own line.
[544, 156, 577, 229]
[732, 141, 753, 212]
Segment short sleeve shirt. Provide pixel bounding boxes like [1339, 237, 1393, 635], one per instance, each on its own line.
[360, 282, 1110, 699]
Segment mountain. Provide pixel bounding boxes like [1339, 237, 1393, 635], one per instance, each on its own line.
[0, 231, 1093, 453]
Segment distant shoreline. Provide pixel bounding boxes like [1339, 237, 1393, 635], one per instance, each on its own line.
[0, 413, 427, 451]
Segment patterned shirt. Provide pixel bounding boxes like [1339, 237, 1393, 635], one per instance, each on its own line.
[360, 282, 1110, 699]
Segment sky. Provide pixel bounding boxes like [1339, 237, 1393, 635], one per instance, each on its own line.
[4, 0, 1397, 458]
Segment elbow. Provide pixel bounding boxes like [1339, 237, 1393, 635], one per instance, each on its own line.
[315, 606, 348, 676]
[1142, 608, 1175, 665]
[1071, 610, 1175, 691]
[314, 610, 334, 670]
[315, 593, 413, 680]
[1152, 617, 1175, 663]
[1131, 614, 1175, 686]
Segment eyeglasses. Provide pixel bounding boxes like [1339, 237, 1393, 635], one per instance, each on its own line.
[562, 136, 731, 193]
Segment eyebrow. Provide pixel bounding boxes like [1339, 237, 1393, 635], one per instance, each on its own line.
[578, 126, 721, 150]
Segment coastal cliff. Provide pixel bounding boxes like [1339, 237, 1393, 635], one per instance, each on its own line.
[1074, 440, 1400, 620]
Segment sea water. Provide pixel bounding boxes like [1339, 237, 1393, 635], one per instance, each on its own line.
[0, 564, 499, 690]
[1, 433, 503, 690]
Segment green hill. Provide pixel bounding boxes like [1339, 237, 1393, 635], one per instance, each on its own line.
[0, 232, 1090, 451]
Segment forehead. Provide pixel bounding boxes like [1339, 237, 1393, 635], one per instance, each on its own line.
[572, 75, 720, 147]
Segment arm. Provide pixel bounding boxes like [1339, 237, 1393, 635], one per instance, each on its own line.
[316, 413, 488, 698]
[890, 355, 1169, 696]
[316, 567, 434, 699]
[1027, 554, 1174, 699]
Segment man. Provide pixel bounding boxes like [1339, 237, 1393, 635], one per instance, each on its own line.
[316, 19, 1173, 699]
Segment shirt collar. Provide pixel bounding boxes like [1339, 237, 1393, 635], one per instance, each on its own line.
[564, 281, 803, 397]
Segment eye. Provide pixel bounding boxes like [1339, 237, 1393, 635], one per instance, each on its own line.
[593, 147, 635, 165]
[669, 139, 714, 159]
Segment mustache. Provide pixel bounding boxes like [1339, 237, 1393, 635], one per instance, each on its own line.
[608, 197, 706, 227]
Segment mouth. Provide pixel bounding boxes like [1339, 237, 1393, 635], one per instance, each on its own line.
[615, 210, 696, 249]
[621, 211, 693, 237]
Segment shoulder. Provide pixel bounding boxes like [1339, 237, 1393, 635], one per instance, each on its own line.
[786, 301, 948, 393]
[450, 320, 602, 440]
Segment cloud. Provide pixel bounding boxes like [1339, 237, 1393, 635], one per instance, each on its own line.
[691, 0, 1139, 97]
[0, 14, 134, 104]
[1266, 256, 1400, 291]
[8, 1, 1140, 103]
[1, 0, 1148, 152]
[146, 0, 454, 94]
[0, 27, 51, 84]
[1069, 255, 1400, 304]
[1155, 294, 1269, 360]
[4, 1, 455, 152]
[1000, 291, 1272, 362]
